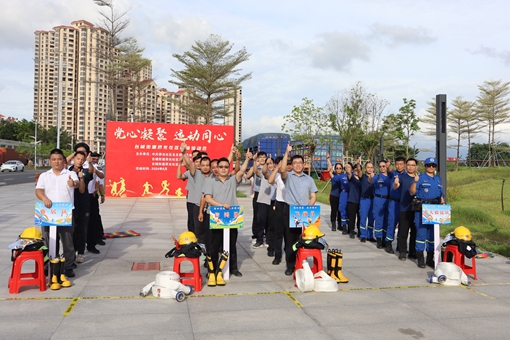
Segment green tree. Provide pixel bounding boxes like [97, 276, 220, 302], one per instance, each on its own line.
[117, 38, 152, 122]
[396, 98, 420, 159]
[449, 97, 473, 171]
[94, 0, 131, 121]
[282, 98, 331, 175]
[169, 34, 252, 124]
[475, 79, 510, 166]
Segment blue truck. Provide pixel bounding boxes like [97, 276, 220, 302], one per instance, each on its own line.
[290, 136, 343, 171]
[242, 133, 290, 166]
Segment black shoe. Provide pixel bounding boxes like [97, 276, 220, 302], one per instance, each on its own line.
[102, 235, 106, 240]
[285, 268, 294, 276]
[349, 231, 355, 239]
[385, 242, 394, 254]
[408, 252, 417, 259]
[332, 226, 336, 231]
[360, 238, 366, 243]
[399, 254, 407, 261]
[87, 247, 100, 254]
[367, 238, 377, 243]
[71, 262, 77, 269]
[376, 238, 383, 249]
[231, 269, 242, 277]
[272, 256, 281, 265]
[267, 249, 275, 257]
[96, 240, 106, 246]
[65, 269, 76, 278]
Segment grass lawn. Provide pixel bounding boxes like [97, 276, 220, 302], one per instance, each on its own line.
[315, 166, 510, 257]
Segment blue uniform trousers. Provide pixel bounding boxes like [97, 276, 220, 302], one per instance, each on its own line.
[373, 197, 388, 239]
[414, 212, 434, 252]
[359, 197, 374, 239]
[339, 191, 349, 226]
[385, 199, 400, 243]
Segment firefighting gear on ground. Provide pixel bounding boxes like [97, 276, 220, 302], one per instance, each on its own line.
[49, 256, 71, 290]
[139, 271, 193, 302]
[205, 251, 229, 287]
[165, 232, 205, 259]
[327, 249, 349, 283]
[429, 262, 470, 286]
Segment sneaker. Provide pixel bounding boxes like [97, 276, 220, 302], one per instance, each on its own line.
[251, 238, 257, 244]
[263, 243, 269, 248]
[76, 254, 84, 263]
[253, 242, 264, 248]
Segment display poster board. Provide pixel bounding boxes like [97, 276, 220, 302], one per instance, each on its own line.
[209, 206, 244, 229]
[422, 204, 451, 225]
[105, 122, 234, 198]
[289, 205, 321, 229]
[34, 202, 73, 227]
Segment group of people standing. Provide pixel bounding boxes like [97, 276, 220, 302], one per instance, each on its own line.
[180, 143, 318, 280]
[35, 143, 107, 278]
[327, 156, 445, 268]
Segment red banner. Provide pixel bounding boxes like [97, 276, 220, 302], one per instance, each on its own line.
[105, 122, 234, 198]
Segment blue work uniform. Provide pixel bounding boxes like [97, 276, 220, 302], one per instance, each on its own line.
[414, 174, 444, 252]
[372, 173, 392, 239]
[386, 170, 405, 243]
[359, 174, 374, 239]
[336, 174, 350, 226]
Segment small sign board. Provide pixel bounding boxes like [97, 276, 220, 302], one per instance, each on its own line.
[289, 205, 321, 229]
[35, 202, 73, 227]
[422, 204, 451, 225]
[209, 206, 244, 229]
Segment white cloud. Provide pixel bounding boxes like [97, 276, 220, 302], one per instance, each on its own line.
[150, 16, 213, 52]
[242, 115, 286, 140]
[304, 31, 371, 72]
[369, 23, 437, 47]
[468, 45, 510, 66]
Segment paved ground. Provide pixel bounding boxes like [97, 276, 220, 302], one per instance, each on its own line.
[1, 182, 510, 340]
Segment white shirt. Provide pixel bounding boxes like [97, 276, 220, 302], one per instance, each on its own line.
[36, 168, 78, 204]
[275, 173, 286, 202]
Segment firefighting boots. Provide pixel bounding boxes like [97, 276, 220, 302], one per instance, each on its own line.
[206, 255, 216, 287]
[216, 251, 228, 286]
[49, 258, 61, 290]
[59, 256, 72, 288]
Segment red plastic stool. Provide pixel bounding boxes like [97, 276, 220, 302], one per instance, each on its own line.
[173, 256, 203, 292]
[9, 250, 47, 294]
[443, 244, 477, 280]
[294, 248, 323, 275]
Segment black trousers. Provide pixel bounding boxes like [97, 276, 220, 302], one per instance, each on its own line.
[73, 204, 90, 254]
[283, 203, 301, 270]
[347, 202, 359, 233]
[251, 192, 259, 238]
[193, 205, 210, 252]
[265, 201, 277, 252]
[330, 195, 341, 225]
[209, 227, 239, 271]
[88, 194, 102, 246]
[186, 201, 195, 233]
[398, 210, 417, 255]
[272, 201, 285, 258]
[256, 202, 270, 243]
[43, 225, 75, 270]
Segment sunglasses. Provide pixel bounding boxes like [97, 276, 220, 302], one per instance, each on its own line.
[425, 164, 437, 168]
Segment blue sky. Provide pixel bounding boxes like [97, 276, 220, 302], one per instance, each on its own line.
[1, 0, 509, 158]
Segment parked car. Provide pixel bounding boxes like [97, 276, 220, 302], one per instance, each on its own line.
[0, 160, 25, 172]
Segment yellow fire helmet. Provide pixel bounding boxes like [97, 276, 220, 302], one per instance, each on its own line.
[302, 226, 325, 240]
[179, 231, 197, 245]
[20, 227, 43, 240]
[453, 226, 472, 241]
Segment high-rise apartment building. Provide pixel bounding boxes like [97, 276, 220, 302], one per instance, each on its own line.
[34, 20, 243, 151]
[34, 20, 110, 152]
